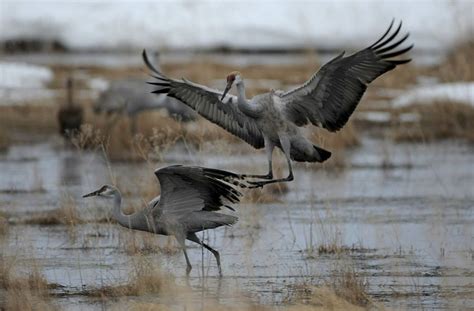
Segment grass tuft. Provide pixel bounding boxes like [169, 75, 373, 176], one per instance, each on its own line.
[392, 100, 474, 142]
[0, 256, 57, 310]
[83, 260, 171, 298]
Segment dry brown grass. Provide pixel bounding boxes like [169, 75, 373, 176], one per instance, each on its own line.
[331, 268, 370, 308]
[308, 121, 360, 170]
[122, 232, 179, 256]
[84, 259, 171, 298]
[123, 283, 369, 311]
[71, 111, 180, 161]
[20, 192, 81, 229]
[286, 286, 368, 311]
[0, 256, 57, 311]
[434, 40, 474, 82]
[283, 266, 371, 310]
[0, 105, 58, 137]
[242, 165, 289, 204]
[392, 100, 474, 142]
[73, 107, 242, 162]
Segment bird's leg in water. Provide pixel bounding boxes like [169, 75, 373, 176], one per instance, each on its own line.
[248, 136, 294, 188]
[187, 233, 222, 277]
[183, 248, 192, 275]
[242, 140, 274, 180]
[177, 236, 192, 275]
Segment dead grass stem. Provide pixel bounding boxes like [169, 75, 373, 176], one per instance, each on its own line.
[392, 100, 474, 142]
[0, 105, 58, 137]
[20, 192, 81, 229]
[309, 121, 360, 170]
[84, 259, 171, 298]
[0, 256, 57, 310]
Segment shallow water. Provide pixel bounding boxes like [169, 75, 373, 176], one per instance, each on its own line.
[0, 137, 473, 310]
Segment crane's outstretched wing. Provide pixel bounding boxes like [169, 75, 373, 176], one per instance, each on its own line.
[154, 165, 247, 217]
[143, 51, 264, 149]
[280, 20, 413, 131]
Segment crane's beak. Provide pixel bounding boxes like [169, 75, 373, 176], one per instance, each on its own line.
[221, 81, 233, 101]
[82, 189, 100, 198]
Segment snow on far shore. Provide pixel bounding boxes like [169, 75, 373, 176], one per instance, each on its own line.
[1, 0, 472, 53]
[0, 62, 55, 105]
[391, 82, 474, 108]
[0, 62, 53, 88]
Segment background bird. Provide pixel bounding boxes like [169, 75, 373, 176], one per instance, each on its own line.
[57, 76, 83, 138]
[94, 52, 195, 134]
[94, 79, 196, 132]
[83, 165, 247, 276]
[143, 20, 413, 187]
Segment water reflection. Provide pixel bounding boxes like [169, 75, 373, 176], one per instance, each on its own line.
[60, 154, 82, 185]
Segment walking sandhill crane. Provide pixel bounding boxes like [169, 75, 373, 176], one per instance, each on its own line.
[83, 165, 247, 276]
[143, 21, 413, 187]
[57, 77, 83, 137]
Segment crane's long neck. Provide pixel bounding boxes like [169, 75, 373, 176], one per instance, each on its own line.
[111, 191, 154, 232]
[236, 81, 262, 118]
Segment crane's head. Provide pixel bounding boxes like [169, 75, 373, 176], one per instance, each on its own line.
[221, 71, 242, 101]
[83, 184, 117, 199]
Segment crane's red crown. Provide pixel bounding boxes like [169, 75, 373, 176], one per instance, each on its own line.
[226, 71, 241, 82]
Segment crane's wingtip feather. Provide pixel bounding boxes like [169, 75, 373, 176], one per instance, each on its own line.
[142, 49, 162, 75]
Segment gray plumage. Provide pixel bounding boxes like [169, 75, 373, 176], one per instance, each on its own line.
[143, 20, 413, 187]
[83, 165, 247, 276]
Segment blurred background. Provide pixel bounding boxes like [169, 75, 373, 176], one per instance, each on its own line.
[0, 1, 473, 310]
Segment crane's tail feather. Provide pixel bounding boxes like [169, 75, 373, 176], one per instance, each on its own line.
[290, 145, 331, 163]
[314, 145, 332, 162]
[202, 167, 254, 190]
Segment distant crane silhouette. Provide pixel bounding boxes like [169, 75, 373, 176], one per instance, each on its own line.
[143, 20, 413, 187]
[83, 165, 247, 276]
[94, 51, 195, 133]
[57, 77, 83, 137]
[94, 79, 196, 133]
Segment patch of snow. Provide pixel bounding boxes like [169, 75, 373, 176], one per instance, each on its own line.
[399, 113, 420, 123]
[391, 82, 474, 108]
[0, 62, 53, 88]
[1, 0, 472, 54]
[0, 88, 57, 105]
[0, 62, 56, 105]
[88, 77, 110, 92]
[356, 111, 391, 123]
[356, 111, 421, 123]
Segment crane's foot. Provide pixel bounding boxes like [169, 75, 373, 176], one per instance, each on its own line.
[247, 176, 294, 188]
[186, 264, 192, 276]
[241, 173, 273, 180]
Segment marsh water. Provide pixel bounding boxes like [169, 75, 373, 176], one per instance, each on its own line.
[1, 135, 472, 310]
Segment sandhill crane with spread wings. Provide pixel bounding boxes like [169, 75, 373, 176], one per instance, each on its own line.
[83, 165, 247, 276]
[143, 21, 413, 187]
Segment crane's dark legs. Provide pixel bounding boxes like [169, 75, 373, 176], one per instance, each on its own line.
[241, 140, 274, 180]
[187, 233, 222, 277]
[183, 248, 192, 275]
[248, 135, 294, 188]
[176, 236, 193, 275]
